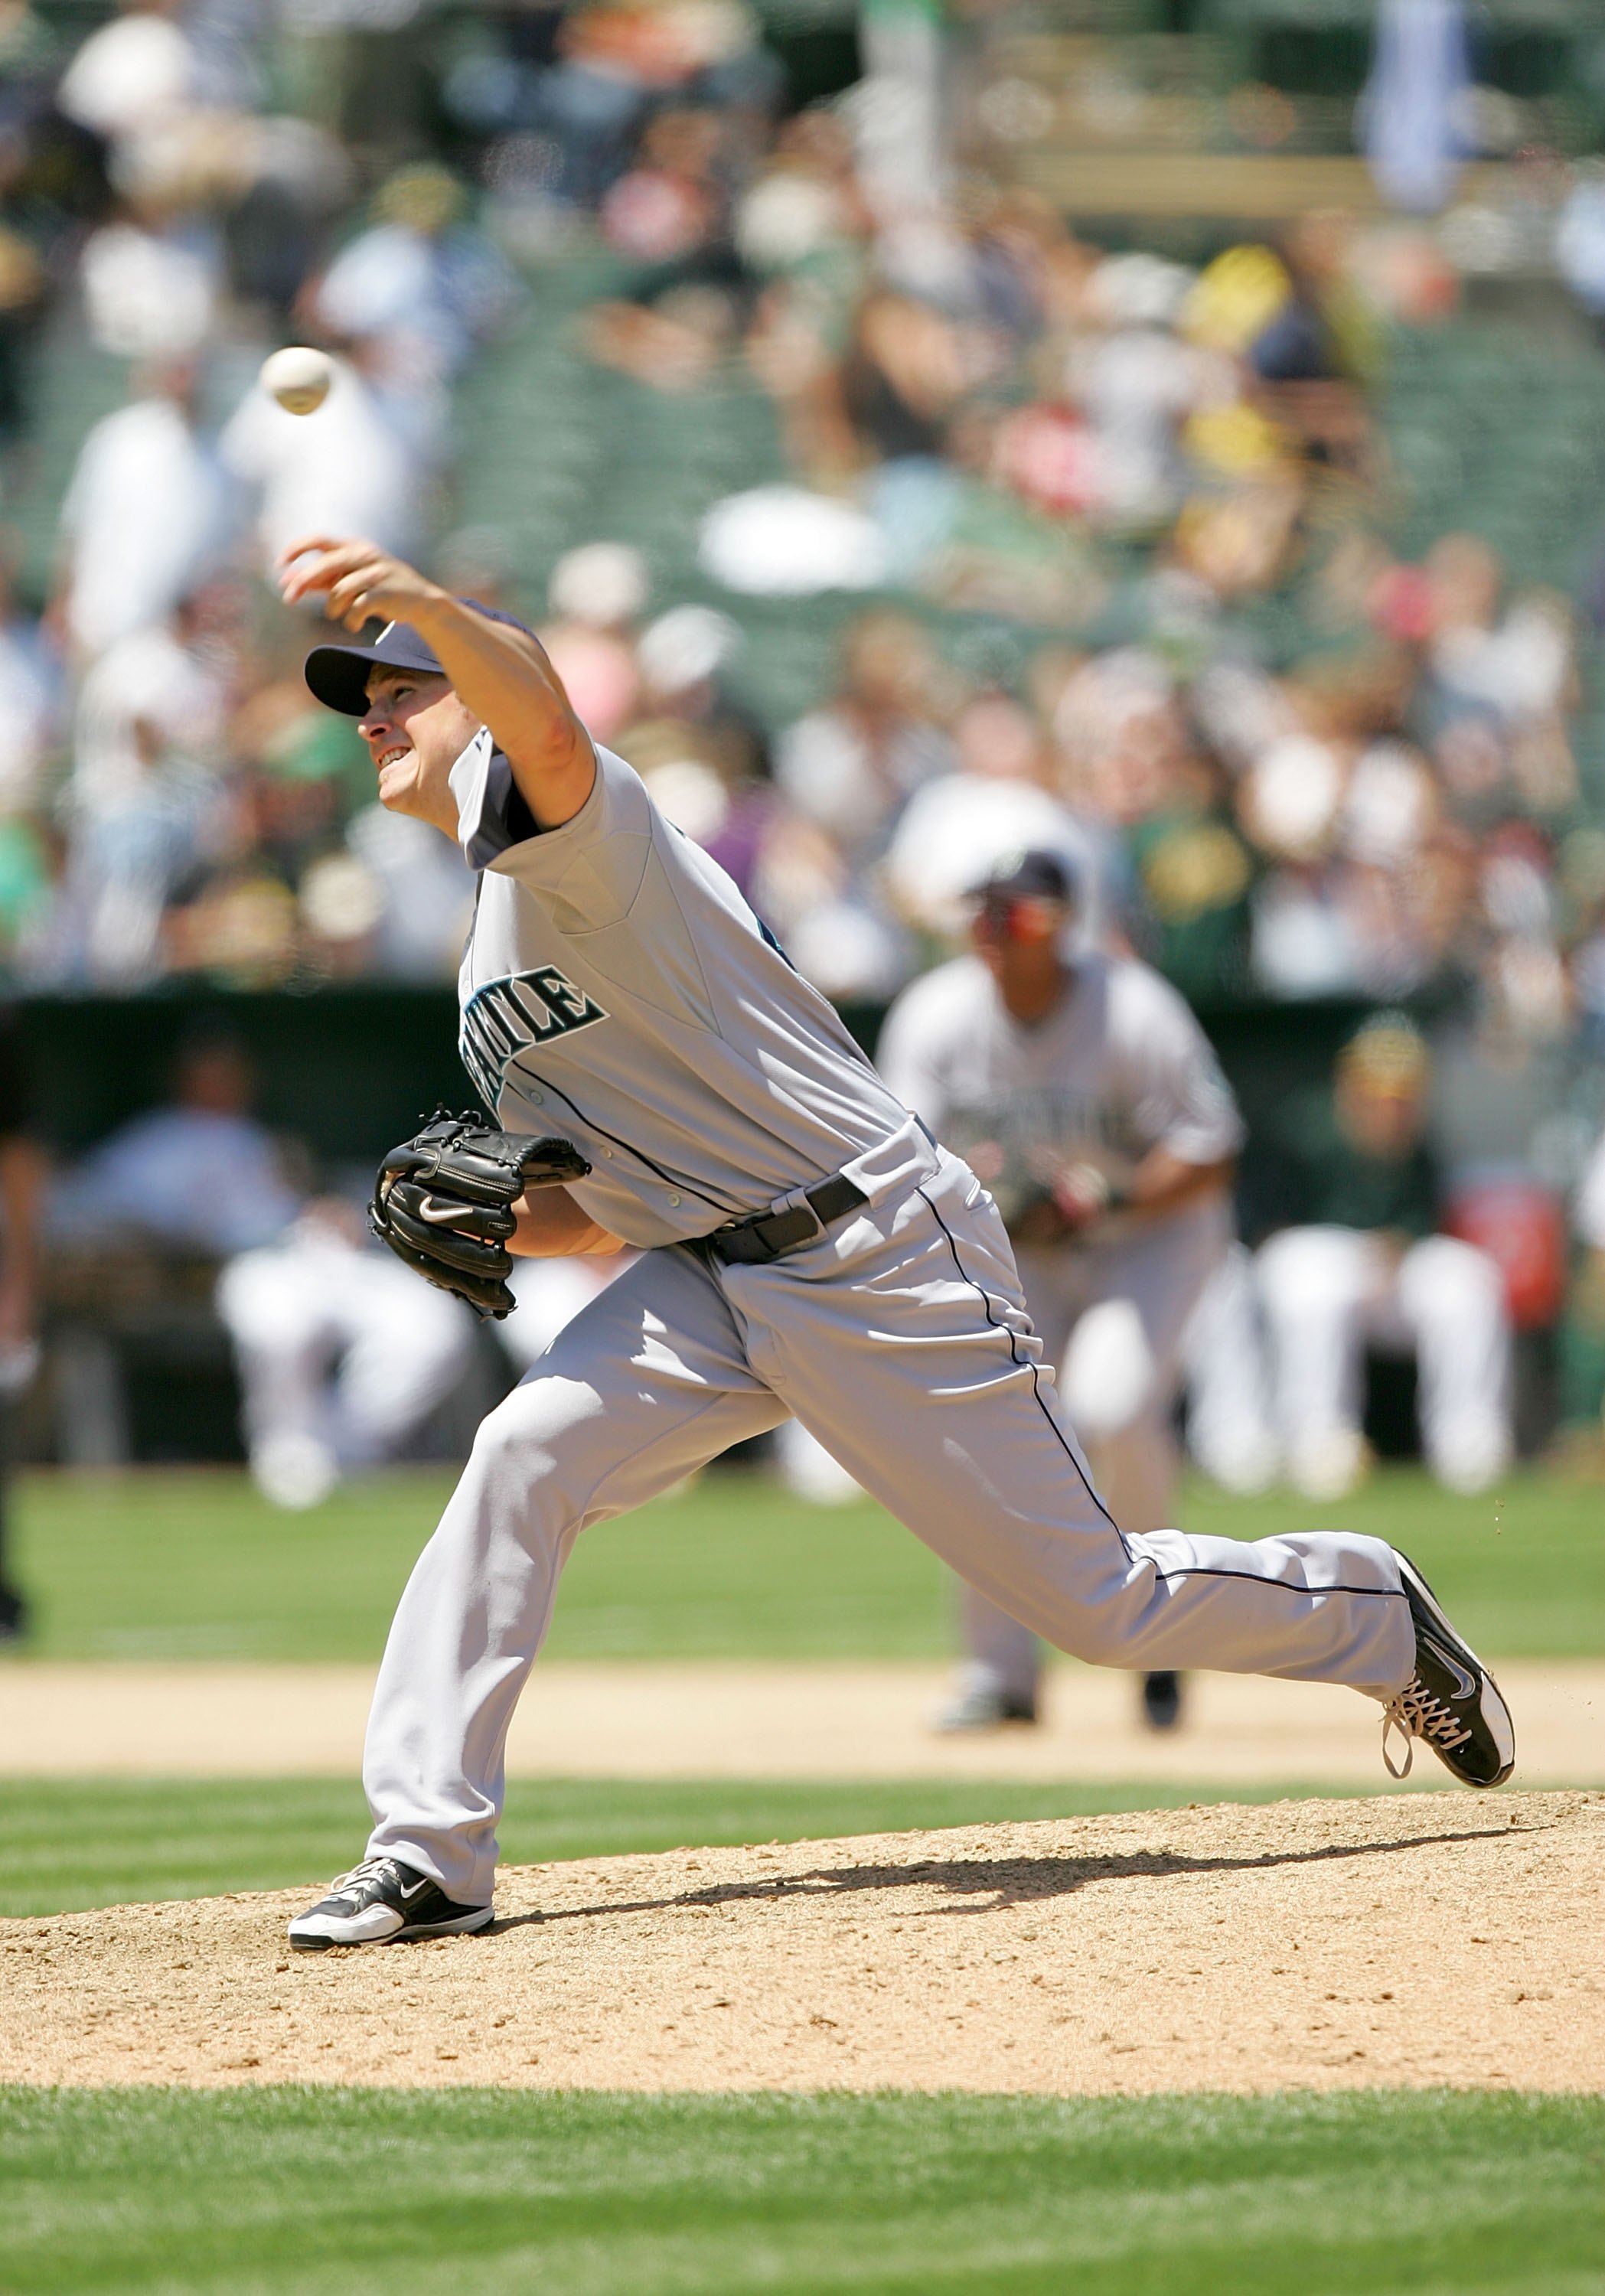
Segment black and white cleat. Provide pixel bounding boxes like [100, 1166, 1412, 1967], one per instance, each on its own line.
[288, 1855, 494, 1950]
[1382, 1549, 1515, 1789]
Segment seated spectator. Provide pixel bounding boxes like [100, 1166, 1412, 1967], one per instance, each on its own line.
[79, 194, 221, 363]
[0, 538, 63, 817]
[599, 106, 729, 265]
[537, 543, 649, 746]
[49, 1030, 300, 1257]
[1254, 1013, 1512, 1499]
[775, 611, 954, 856]
[1421, 535, 1577, 817]
[308, 162, 522, 456]
[529, 2, 661, 210]
[222, 114, 354, 324]
[55, 0, 200, 162]
[217, 1197, 475, 1509]
[41, 594, 230, 987]
[54, 357, 237, 660]
[340, 802, 476, 980]
[0, 217, 48, 463]
[621, 604, 778, 912]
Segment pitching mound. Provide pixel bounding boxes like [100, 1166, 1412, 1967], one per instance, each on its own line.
[5, 1792, 1600, 2095]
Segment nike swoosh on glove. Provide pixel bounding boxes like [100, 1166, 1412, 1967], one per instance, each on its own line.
[370, 1109, 591, 1319]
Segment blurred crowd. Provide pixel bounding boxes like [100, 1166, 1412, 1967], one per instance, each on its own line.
[5, 0, 1605, 1502]
[0, 0, 537, 989]
[0, 0, 1597, 1028]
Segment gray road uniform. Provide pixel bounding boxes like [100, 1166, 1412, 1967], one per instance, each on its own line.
[878, 951, 1248, 1711]
[363, 736, 1412, 1906]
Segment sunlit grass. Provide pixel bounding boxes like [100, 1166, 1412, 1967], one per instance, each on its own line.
[8, 1463, 1596, 1664]
[2, 2087, 1600, 2296]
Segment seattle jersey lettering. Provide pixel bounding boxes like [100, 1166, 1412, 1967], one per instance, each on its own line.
[461, 967, 609, 1107]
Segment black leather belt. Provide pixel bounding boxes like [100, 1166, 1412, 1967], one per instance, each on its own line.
[707, 1172, 868, 1265]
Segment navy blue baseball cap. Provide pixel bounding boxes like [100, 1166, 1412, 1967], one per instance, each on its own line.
[969, 847, 1079, 907]
[303, 600, 533, 716]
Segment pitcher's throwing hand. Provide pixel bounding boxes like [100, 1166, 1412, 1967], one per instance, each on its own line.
[279, 534, 445, 633]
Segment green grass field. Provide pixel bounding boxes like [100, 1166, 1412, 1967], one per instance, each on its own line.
[2, 2087, 1600, 2295]
[7, 1463, 1600, 1664]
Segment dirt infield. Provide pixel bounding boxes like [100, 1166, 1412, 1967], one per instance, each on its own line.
[5, 1658, 1601, 1783]
[4, 1790, 1600, 2095]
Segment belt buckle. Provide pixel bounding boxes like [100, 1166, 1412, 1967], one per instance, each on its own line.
[759, 1197, 823, 1256]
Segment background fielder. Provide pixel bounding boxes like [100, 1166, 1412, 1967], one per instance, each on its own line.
[879, 847, 1251, 1737]
[271, 536, 1512, 1952]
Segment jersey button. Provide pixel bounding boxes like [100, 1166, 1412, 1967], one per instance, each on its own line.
[602, 1148, 614, 1158]
[667, 1193, 680, 1206]
[526, 1088, 544, 1104]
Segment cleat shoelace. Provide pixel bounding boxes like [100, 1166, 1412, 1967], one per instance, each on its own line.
[326, 1855, 403, 1900]
[1381, 1676, 1475, 1780]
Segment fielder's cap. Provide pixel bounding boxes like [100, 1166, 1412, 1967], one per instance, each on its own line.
[303, 601, 533, 716]
[968, 846, 1078, 907]
[1339, 1009, 1429, 1089]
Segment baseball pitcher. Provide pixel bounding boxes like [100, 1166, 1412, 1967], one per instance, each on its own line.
[276, 537, 1514, 1950]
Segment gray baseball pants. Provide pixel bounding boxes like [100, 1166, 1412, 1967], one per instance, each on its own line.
[363, 1144, 1414, 1903]
[955, 1201, 1234, 1707]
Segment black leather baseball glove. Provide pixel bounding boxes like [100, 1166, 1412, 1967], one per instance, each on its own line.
[370, 1110, 592, 1319]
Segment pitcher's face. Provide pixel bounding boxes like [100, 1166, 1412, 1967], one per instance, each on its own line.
[360, 668, 479, 833]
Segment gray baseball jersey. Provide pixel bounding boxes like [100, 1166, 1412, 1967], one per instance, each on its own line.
[877, 949, 1244, 1234]
[351, 729, 1414, 1905]
[450, 730, 920, 1247]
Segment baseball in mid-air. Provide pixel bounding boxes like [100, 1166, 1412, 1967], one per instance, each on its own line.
[259, 345, 334, 416]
